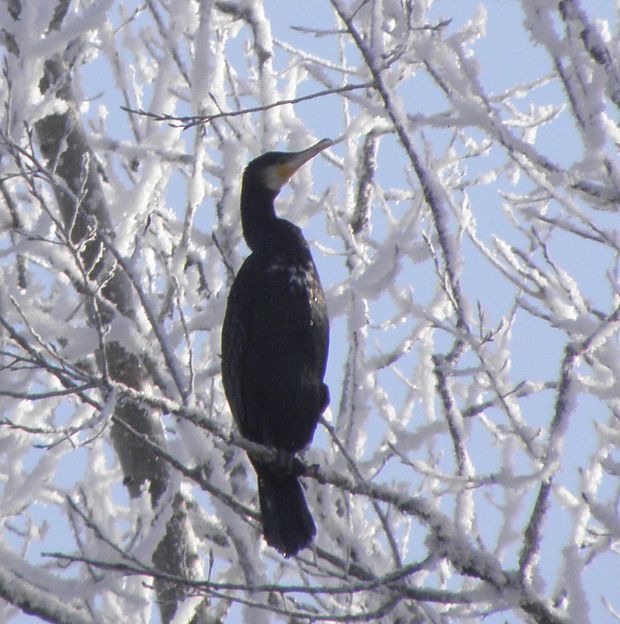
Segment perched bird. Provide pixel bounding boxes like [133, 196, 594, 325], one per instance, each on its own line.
[221, 139, 331, 556]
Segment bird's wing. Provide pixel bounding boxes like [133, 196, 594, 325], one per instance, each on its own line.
[221, 250, 329, 449]
[221, 257, 255, 436]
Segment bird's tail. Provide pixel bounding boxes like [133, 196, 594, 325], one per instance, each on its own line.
[255, 466, 316, 557]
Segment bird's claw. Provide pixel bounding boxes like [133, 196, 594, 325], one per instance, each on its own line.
[271, 449, 306, 477]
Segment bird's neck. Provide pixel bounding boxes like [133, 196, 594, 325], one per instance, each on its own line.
[240, 181, 279, 252]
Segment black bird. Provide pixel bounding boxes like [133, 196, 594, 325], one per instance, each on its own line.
[221, 139, 331, 556]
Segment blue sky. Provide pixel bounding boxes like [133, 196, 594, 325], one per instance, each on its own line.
[7, 1, 619, 622]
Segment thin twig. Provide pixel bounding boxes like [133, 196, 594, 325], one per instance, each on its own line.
[121, 82, 373, 129]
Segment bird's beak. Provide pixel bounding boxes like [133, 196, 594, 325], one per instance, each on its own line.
[276, 138, 332, 182]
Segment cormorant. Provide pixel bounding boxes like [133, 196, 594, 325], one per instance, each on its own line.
[221, 139, 331, 556]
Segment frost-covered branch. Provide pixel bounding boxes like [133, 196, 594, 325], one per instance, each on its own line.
[0, 1, 618, 622]
[0, 567, 93, 624]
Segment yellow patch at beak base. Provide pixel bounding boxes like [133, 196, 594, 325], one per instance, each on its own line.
[276, 163, 295, 181]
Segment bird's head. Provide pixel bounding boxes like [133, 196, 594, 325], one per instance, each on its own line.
[245, 139, 332, 195]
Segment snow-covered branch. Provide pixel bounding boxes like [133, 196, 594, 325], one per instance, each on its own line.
[0, 1, 618, 622]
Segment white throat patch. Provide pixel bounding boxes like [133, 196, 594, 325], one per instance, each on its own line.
[262, 165, 287, 193]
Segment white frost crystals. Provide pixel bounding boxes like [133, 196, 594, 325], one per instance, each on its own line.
[0, 1, 618, 623]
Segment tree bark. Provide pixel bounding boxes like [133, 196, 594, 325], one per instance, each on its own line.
[4, 2, 207, 620]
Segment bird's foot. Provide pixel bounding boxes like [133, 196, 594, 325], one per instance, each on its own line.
[306, 463, 320, 479]
[272, 449, 305, 477]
